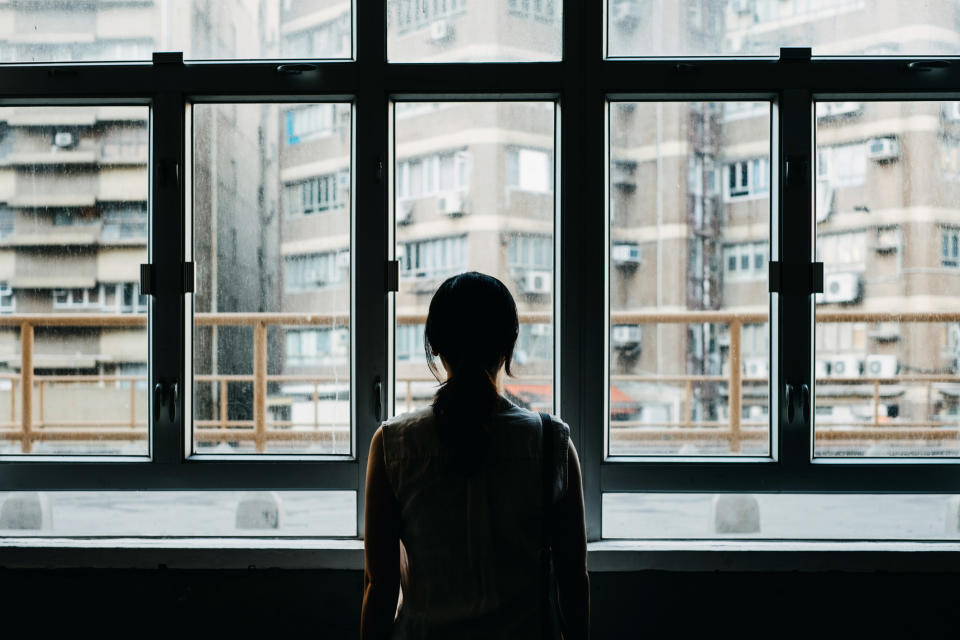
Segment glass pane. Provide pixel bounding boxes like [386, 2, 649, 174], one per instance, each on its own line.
[604, 493, 960, 540]
[393, 102, 555, 416]
[814, 101, 960, 458]
[388, 0, 562, 62]
[192, 103, 351, 455]
[609, 101, 771, 456]
[0, 106, 149, 456]
[607, 0, 960, 58]
[0, 1, 351, 63]
[0, 491, 355, 536]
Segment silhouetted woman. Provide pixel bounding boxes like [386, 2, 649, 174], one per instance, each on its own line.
[362, 271, 588, 639]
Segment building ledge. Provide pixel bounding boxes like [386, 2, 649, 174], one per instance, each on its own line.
[2, 538, 960, 572]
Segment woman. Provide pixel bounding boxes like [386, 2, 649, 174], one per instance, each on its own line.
[362, 272, 589, 639]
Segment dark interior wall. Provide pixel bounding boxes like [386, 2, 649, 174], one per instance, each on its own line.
[0, 568, 955, 637]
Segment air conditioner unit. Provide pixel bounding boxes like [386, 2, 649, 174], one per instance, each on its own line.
[868, 321, 901, 341]
[611, 324, 642, 346]
[437, 192, 466, 217]
[867, 137, 899, 161]
[53, 131, 75, 148]
[822, 272, 861, 304]
[530, 324, 551, 337]
[612, 242, 641, 266]
[944, 102, 960, 121]
[875, 229, 899, 252]
[611, 161, 636, 189]
[429, 19, 451, 42]
[519, 270, 551, 295]
[815, 359, 829, 380]
[816, 181, 834, 223]
[397, 200, 414, 225]
[815, 102, 862, 119]
[828, 354, 862, 378]
[865, 354, 898, 378]
[743, 357, 768, 378]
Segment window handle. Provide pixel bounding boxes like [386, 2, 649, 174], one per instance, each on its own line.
[785, 384, 796, 424]
[153, 380, 177, 423]
[785, 383, 811, 425]
[374, 376, 384, 422]
[800, 383, 810, 425]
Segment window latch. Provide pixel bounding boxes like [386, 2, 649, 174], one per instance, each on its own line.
[769, 261, 824, 294]
[139, 262, 195, 296]
[386, 260, 399, 293]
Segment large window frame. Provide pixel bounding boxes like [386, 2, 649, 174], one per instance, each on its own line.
[1, 2, 960, 543]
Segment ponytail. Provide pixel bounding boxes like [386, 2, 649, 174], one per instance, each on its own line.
[424, 272, 520, 476]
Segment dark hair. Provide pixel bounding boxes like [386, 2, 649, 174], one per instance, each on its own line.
[425, 271, 519, 473]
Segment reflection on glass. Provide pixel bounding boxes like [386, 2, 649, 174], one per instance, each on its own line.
[0, 0, 351, 63]
[393, 102, 555, 417]
[0, 106, 149, 456]
[603, 493, 960, 540]
[192, 103, 351, 455]
[608, 0, 960, 58]
[814, 101, 960, 458]
[388, 0, 562, 62]
[609, 102, 771, 456]
[0, 491, 355, 536]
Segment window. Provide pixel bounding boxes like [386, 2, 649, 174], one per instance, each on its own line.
[724, 242, 768, 281]
[285, 328, 348, 367]
[286, 171, 348, 215]
[507, 148, 552, 193]
[818, 142, 867, 188]
[0, 282, 15, 313]
[101, 204, 148, 241]
[284, 104, 346, 145]
[398, 236, 468, 280]
[284, 251, 348, 292]
[724, 158, 768, 200]
[5, 1, 960, 545]
[396, 151, 469, 200]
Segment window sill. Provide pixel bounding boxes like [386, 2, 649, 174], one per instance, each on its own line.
[2, 538, 960, 572]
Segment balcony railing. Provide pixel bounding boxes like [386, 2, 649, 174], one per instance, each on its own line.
[0, 310, 958, 454]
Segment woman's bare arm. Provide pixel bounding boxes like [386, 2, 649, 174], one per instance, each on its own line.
[361, 426, 401, 640]
[552, 439, 589, 640]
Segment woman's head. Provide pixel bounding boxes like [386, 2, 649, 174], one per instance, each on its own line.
[424, 272, 519, 472]
[424, 271, 519, 385]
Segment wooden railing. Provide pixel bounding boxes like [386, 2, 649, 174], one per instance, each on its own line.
[0, 310, 958, 453]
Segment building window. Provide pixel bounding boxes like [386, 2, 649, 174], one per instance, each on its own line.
[397, 150, 469, 200]
[723, 242, 767, 281]
[103, 282, 147, 313]
[514, 322, 552, 364]
[285, 328, 348, 366]
[101, 204, 148, 240]
[284, 104, 345, 145]
[53, 286, 102, 310]
[282, 13, 351, 58]
[285, 171, 348, 216]
[818, 231, 867, 271]
[508, 0, 557, 22]
[0, 281, 15, 313]
[724, 157, 768, 200]
[394, 0, 467, 33]
[0, 205, 13, 240]
[395, 324, 425, 362]
[942, 229, 960, 268]
[284, 251, 348, 292]
[398, 235, 468, 280]
[817, 142, 866, 188]
[508, 234, 553, 271]
[507, 148, 552, 193]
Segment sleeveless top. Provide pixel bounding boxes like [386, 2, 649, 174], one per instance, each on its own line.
[381, 394, 570, 640]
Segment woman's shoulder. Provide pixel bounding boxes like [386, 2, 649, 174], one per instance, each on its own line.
[379, 406, 435, 459]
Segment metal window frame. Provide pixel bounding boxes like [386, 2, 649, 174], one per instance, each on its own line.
[0, 2, 959, 541]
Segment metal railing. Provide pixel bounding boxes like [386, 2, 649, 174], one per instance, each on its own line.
[0, 310, 958, 453]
